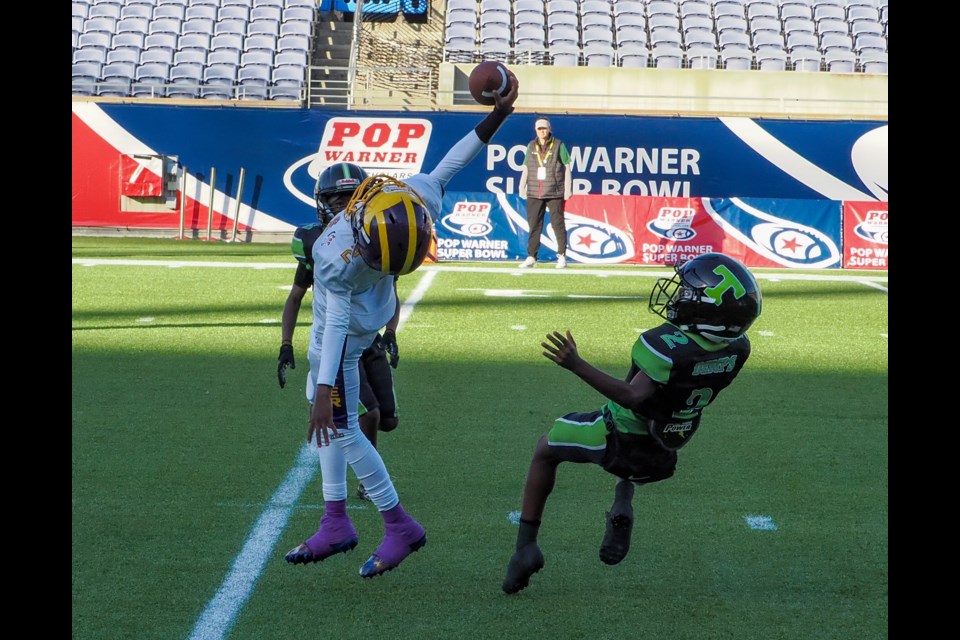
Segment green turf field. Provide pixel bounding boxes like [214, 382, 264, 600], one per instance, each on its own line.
[72, 237, 888, 640]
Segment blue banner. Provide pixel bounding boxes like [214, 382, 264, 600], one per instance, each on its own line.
[86, 104, 887, 230]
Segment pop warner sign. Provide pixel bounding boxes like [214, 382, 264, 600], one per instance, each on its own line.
[438, 192, 843, 269]
[843, 202, 888, 270]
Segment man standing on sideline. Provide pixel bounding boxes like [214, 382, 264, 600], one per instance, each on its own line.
[518, 117, 572, 269]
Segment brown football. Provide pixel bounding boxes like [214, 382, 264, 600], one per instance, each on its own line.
[468, 61, 512, 106]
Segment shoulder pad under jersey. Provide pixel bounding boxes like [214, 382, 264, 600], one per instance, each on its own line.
[291, 223, 323, 266]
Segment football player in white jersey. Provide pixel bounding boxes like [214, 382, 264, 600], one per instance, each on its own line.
[278, 162, 403, 503]
[285, 68, 520, 578]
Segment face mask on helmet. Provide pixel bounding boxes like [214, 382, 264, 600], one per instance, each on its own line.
[314, 163, 369, 227]
[348, 176, 433, 276]
[649, 253, 762, 342]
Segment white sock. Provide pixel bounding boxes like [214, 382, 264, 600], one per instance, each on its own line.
[318, 438, 348, 502]
[335, 427, 399, 511]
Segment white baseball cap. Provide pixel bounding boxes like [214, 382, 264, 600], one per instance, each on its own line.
[535, 118, 551, 130]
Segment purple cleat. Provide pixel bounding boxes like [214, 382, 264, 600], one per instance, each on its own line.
[359, 516, 426, 578]
[285, 504, 359, 565]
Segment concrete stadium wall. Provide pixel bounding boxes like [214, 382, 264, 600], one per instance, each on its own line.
[440, 63, 887, 120]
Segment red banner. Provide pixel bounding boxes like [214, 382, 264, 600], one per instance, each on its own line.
[842, 202, 888, 269]
[563, 195, 794, 268]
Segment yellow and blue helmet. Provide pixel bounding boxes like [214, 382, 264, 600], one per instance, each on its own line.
[347, 175, 433, 276]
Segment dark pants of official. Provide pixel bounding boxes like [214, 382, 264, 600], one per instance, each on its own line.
[526, 197, 567, 258]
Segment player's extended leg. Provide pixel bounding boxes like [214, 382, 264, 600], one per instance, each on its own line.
[599, 478, 635, 565]
[357, 352, 381, 451]
[596, 423, 677, 566]
[355, 342, 394, 500]
[286, 341, 366, 565]
[335, 332, 426, 578]
[364, 338, 398, 433]
[502, 435, 554, 594]
[503, 411, 608, 594]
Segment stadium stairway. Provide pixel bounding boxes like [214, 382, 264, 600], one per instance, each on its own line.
[309, 6, 355, 105]
[352, 2, 445, 109]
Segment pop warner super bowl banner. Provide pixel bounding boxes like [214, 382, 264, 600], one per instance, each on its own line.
[843, 201, 888, 269]
[439, 192, 851, 269]
[72, 103, 886, 268]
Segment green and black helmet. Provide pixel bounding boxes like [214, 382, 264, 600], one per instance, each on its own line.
[314, 162, 368, 227]
[649, 252, 762, 342]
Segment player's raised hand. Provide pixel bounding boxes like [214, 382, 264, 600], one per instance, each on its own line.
[542, 330, 581, 370]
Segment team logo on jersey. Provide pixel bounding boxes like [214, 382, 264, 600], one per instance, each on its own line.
[702, 197, 840, 268]
[284, 118, 433, 209]
[662, 421, 694, 435]
[647, 207, 698, 241]
[441, 201, 493, 237]
[853, 209, 888, 245]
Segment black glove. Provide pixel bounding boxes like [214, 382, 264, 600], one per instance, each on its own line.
[382, 330, 399, 369]
[278, 343, 295, 389]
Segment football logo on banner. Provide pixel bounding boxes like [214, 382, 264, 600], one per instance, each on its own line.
[441, 201, 494, 237]
[703, 197, 840, 268]
[853, 210, 888, 244]
[647, 207, 698, 240]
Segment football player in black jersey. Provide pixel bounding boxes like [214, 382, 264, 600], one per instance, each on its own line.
[502, 252, 763, 594]
[277, 162, 401, 502]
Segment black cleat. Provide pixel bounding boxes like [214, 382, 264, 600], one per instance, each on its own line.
[599, 506, 633, 565]
[284, 537, 358, 565]
[502, 543, 545, 594]
[355, 483, 371, 502]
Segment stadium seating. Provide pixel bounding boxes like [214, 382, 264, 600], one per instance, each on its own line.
[99, 60, 136, 97]
[756, 49, 788, 71]
[858, 50, 887, 73]
[70, 0, 889, 101]
[824, 48, 856, 72]
[687, 47, 720, 69]
[238, 63, 271, 99]
[72, 61, 102, 96]
[132, 61, 171, 98]
[72, 0, 317, 100]
[271, 65, 306, 100]
[106, 47, 140, 65]
[721, 43, 754, 70]
[202, 63, 239, 99]
[432, 0, 886, 73]
[167, 61, 204, 98]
